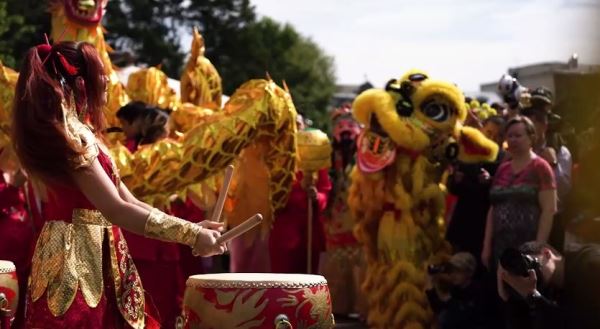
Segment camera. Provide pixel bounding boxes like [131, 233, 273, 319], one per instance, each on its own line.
[499, 247, 540, 277]
[427, 262, 454, 275]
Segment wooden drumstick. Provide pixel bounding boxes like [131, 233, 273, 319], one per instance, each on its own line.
[216, 213, 263, 244]
[211, 165, 234, 223]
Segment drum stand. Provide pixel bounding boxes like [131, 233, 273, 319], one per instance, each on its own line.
[274, 314, 292, 329]
[0, 293, 10, 329]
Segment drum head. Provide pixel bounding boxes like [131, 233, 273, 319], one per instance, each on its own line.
[0, 260, 15, 273]
[186, 273, 327, 289]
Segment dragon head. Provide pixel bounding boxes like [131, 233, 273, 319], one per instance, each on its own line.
[61, 0, 106, 26]
[352, 72, 498, 168]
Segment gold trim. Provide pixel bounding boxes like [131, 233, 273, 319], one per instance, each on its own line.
[186, 279, 328, 289]
[30, 209, 109, 316]
[72, 209, 112, 226]
[144, 208, 200, 247]
[62, 98, 99, 169]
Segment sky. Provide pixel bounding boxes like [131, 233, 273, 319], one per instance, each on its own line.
[250, 0, 600, 92]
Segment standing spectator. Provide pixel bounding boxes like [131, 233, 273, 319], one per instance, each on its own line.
[482, 116, 557, 269]
[523, 107, 572, 251]
[446, 116, 505, 273]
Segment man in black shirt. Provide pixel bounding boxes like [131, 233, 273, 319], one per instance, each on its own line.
[498, 241, 600, 329]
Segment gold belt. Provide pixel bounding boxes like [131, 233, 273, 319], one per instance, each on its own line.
[71, 208, 112, 226]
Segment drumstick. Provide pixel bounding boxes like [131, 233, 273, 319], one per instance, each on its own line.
[211, 165, 234, 223]
[216, 213, 263, 244]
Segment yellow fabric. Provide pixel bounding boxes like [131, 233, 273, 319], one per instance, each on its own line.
[125, 67, 180, 111]
[296, 129, 332, 172]
[110, 79, 297, 231]
[180, 28, 223, 110]
[348, 71, 497, 328]
[0, 61, 19, 172]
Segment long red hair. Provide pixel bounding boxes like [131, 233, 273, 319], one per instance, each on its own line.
[12, 41, 107, 183]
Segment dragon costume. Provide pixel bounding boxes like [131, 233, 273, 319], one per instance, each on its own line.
[348, 71, 498, 329]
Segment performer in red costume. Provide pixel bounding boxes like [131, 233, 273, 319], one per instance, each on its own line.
[11, 41, 226, 329]
[116, 102, 212, 328]
[269, 170, 330, 274]
[269, 116, 332, 274]
[0, 167, 34, 329]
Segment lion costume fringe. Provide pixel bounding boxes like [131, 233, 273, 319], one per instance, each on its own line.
[348, 71, 498, 329]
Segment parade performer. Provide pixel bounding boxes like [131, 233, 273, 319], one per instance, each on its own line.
[0, 167, 33, 329]
[319, 104, 364, 316]
[11, 41, 226, 329]
[348, 70, 499, 328]
[268, 119, 332, 274]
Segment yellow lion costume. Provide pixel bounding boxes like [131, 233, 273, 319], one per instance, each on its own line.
[348, 71, 498, 328]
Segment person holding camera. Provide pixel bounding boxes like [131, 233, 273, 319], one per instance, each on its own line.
[426, 252, 488, 329]
[498, 241, 600, 329]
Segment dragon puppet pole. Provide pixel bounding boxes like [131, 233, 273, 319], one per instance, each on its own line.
[307, 175, 315, 274]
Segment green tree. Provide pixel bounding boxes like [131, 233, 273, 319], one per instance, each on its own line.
[103, 0, 187, 77]
[229, 18, 336, 130]
[105, 0, 336, 128]
[0, 0, 51, 69]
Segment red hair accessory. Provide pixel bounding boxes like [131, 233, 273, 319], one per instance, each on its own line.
[56, 51, 79, 76]
[35, 32, 79, 76]
[36, 44, 52, 65]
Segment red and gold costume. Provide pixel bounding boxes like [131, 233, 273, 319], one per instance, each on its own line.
[25, 103, 158, 329]
[269, 169, 331, 274]
[268, 129, 332, 273]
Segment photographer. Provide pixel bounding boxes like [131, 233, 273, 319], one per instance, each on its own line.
[498, 241, 600, 329]
[426, 252, 487, 329]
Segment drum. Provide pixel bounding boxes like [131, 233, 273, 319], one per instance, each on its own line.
[178, 273, 334, 329]
[0, 260, 18, 324]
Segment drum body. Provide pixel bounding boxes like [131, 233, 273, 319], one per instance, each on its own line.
[179, 273, 334, 329]
[0, 260, 18, 320]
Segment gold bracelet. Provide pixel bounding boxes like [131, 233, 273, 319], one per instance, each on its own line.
[144, 208, 201, 247]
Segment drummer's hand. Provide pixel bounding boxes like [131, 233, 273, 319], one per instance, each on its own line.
[192, 228, 227, 257]
[306, 186, 318, 201]
[199, 220, 225, 232]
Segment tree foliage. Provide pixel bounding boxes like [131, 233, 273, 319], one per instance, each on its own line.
[104, 0, 188, 77]
[103, 0, 336, 127]
[0, 0, 51, 69]
[0, 0, 336, 128]
[232, 18, 336, 129]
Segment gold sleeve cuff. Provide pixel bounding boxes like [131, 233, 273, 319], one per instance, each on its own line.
[144, 208, 200, 247]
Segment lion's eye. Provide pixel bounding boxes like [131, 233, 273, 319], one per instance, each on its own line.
[422, 101, 450, 122]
